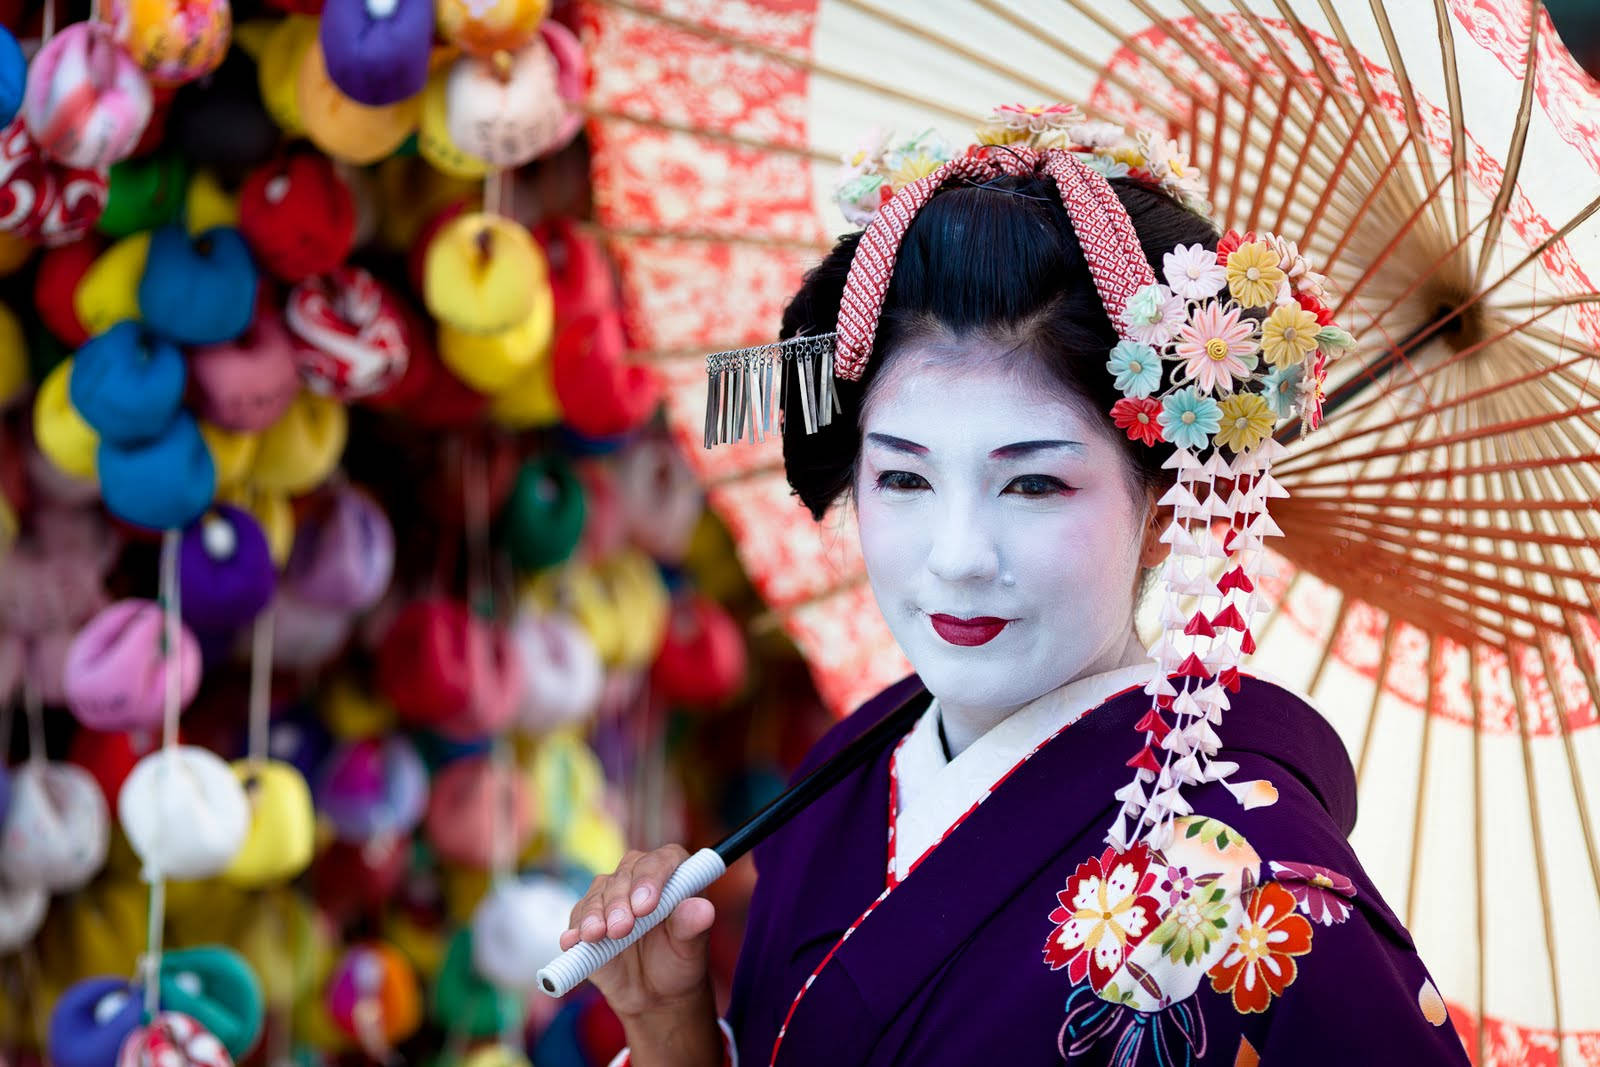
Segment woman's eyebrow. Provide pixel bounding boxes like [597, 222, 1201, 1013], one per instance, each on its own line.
[864, 433, 929, 455]
[989, 440, 1086, 459]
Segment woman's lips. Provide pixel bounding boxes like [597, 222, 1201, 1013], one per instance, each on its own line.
[928, 614, 1010, 647]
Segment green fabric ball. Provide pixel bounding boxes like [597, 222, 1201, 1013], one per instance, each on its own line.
[159, 945, 265, 1059]
[500, 455, 586, 573]
[99, 154, 190, 239]
[430, 928, 509, 1039]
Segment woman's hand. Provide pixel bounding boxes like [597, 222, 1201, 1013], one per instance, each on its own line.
[560, 844, 718, 1023]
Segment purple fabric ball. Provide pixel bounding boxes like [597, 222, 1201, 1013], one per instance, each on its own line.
[319, 0, 434, 107]
[284, 487, 394, 612]
[179, 505, 277, 631]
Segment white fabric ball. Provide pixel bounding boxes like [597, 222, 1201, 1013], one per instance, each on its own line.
[0, 882, 49, 952]
[512, 611, 602, 733]
[118, 746, 249, 881]
[470, 876, 579, 989]
[0, 761, 109, 891]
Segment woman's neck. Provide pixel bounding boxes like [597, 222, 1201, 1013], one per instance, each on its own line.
[936, 629, 1150, 759]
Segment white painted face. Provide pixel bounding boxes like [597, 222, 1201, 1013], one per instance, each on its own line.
[854, 341, 1155, 719]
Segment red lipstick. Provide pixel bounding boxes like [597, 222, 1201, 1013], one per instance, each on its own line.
[929, 614, 1010, 647]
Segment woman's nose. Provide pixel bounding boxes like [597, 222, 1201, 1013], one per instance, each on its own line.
[924, 507, 1001, 583]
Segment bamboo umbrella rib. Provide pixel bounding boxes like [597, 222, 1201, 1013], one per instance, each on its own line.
[1318, 131, 1424, 283]
[1353, 614, 1397, 788]
[1299, 103, 1377, 250]
[1326, 165, 1457, 314]
[965, 0, 1184, 127]
[1333, 188, 1493, 327]
[1538, 636, 1600, 914]
[1267, 89, 1330, 235]
[596, 225, 833, 253]
[1304, 513, 1600, 588]
[1283, 492, 1592, 515]
[1403, 635, 1439, 929]
[1249, 570, 1300, 651]
[831, 0, 1114, 125]
[1428, 0, 1472, 278]
[1221, 76, 1261, 234]
[1469, 641, 1488, 1067]
[1304, 593, 1352, 695]
[1495, 292, 1600, 314]
[1286, 553, 1517, 647]
[1204, 80, 1229, 200]
[585, 105, 841, 163]
[707, 461, 788, 490]
[1290, 452, 1600, 491]
[1480, 379, 1571, 1065]
[1474, 0, 1544, 290]
[591, 0, 987, 128]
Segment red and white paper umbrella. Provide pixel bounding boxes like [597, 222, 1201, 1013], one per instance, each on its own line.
[285, 266, 409, 400]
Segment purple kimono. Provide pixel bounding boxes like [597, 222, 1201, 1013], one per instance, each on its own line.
[725, 673, 1471, 1066]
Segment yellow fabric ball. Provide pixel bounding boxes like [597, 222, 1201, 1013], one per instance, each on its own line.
[321, 677, 395, 740]
[297, 37, 420, 165]
[200, 421, 260, 492]
[75, 232, 149, 337]
[235, 888, 328, 1007]
[220, 485, 293, 566]
[231, 17, 277, 61]
[488, 351, 562, 429]
[33, 360, 98, 483]
[423, 212, 539, 334]
[222, 760, 316, 887]
[187, 170, 240, 233]
[437, 282, 552, 394]
[436, 0, 548, 56]
[418, 68, 488, 180]
[258, 15, 318, 136]
[0, 302, 28, 408]
[250, 391, 348, 496]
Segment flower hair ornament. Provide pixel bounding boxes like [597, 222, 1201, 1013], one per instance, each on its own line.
[702, 104, 1356, 851]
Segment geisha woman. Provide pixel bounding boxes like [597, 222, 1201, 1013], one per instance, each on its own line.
[559, 106, 1473, 1066]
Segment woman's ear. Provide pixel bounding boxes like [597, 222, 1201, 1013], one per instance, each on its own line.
[1138, 490, 1171, 570]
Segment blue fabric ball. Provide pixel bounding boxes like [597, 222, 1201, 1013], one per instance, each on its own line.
[98, 412, 217, 530]
[0, 28, 23, 127]
[48, 976, 142, 1067]
[69, 322, 187, 445]
[138, 225, 259, 345]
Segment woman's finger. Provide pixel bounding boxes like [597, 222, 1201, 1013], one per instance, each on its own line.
[627, 844, 691, 916]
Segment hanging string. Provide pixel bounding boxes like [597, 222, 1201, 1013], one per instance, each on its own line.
[140, 529, 184, 1019]
[247, 606, 276, 765]
[21, 678, 45, 766]
[40, 0, 54, 42]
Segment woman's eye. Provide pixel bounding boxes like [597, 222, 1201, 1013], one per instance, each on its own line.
[875, 470, 930, 492]
[1003, 475, 1074, 497]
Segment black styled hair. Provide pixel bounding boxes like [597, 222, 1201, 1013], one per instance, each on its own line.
[779, 176, 1219, 521]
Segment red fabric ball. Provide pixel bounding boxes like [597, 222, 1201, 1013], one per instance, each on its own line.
[369, 303, 490, 429]
[650, 592, 747, 709]
[376, 598, 521, 737]
[67, 724, 168, 811]
[311, 837, 408, 923]
[239, 153, 356, 283]
[34, 236, 102, 345]
[550, 309, 660, 438]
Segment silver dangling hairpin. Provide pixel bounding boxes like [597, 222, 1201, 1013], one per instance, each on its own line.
[704, 332, 840, 448]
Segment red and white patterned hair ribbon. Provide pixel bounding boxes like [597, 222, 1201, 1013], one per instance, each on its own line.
[834, 145, 1157, 382]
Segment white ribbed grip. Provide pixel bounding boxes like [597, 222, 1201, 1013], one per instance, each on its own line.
[537, 847, 727, 998]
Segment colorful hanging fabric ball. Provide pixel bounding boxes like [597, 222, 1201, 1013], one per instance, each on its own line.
[237, 153, 355, 283]
[651, 592, 747, 709]
[469, 875, 578, 990]
[263, 587, 351, 668]
[75, 231, 149, 338]
[443, 40, 566, 169]
[118, 745, 249, 881]
[436, 0, 545, 56]
[67, 724, 163, 813]
[99, 150, 189, 237]
[0, 119, 107, 243]
[166, 48, 279, 180]
[137, 224, 258, 345]
[319, 0, 432, 107]
[98, 412, 216, 530]
[0, 26, 22, 127]
[550, 310, 660, 439]
[255, 15, 317, 136]
[48, 976, 141, 1067]
[511, 610, 602, 733]
[437, 272, 552, 394]
[500, 454, 584, 572]
[315, 736, 428, 843]
[415, 69, 486, 180]
[428, 929, 504, 1038]
[157, 946, 265, 1060]
[310, 836, 407, 923]
[325, 943, 421, 1049]
[422, 754, 533, 868]
[22, 22, 152, 170]
[34, 237, 104, 347]
[177, 506, 276, 631]
[0, 879, 47, 953]
[198, 421, 259, 495]
[110, 0, 231, 87]
[375, 599, 523, 737]
[282, 486, 394, 613]
[63, 598, 202, 730]
[221, 759, 315, 887]
[535, 216, 615, 325]
[115, 1011, 234, 1067]
[296, 37, 419, 165]
[422, 212, 540, 334]
[285, 267, 409, 399]
[69, 321, 187, 445]
[188, 311, 301, 433]
[248, 391, 347, 495]
[0, 760, 110, 892]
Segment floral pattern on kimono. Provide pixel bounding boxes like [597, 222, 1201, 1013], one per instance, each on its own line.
[1044, 815, 1357, 1065]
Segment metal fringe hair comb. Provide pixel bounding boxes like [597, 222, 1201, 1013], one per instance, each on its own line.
[704, 332, 841, 448]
